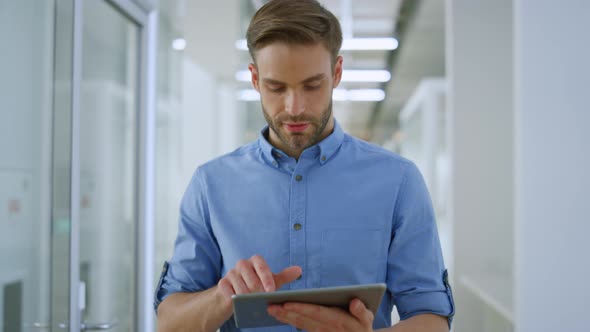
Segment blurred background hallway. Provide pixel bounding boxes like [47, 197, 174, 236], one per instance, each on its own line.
[0, 0, 588, 331]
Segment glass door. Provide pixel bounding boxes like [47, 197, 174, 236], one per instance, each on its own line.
[0, 1, 58, 331]
[77, 1, 140, 331]
[1, 0, 154, 331]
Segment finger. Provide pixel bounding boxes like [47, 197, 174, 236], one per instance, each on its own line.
[273, 266, 302, 289]
[267, 304, 323, 331]
[215, 280, 235, 315]
[283, 302, 349, 324]
[349, 298, 374, 326]
[225, 270, 249, 295]
[217, 278, 235, 300]
[250, 255, 276, 292]
[235, 259, 264, 292]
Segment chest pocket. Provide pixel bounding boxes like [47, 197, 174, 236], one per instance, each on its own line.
[320, 229, 383, 287]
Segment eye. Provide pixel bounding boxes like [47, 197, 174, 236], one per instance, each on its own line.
[267, 86, 285, 93]
[304, 85, 321, 91]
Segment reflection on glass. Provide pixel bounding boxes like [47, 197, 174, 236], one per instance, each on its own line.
[79, 1, 139, 330]
[0, 0, 56, 330]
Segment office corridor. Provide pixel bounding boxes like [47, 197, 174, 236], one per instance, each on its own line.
[1, 1, 589, 331]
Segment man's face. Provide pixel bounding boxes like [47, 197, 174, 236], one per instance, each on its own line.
[249, 43, 343, 157]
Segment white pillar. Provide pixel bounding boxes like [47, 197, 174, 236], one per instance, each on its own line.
[447, 0, 515, 331]
[513, 1, 590, 331]
[449, 0, 590, 330]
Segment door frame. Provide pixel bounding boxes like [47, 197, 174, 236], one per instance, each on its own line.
[68, 1, 157, 331]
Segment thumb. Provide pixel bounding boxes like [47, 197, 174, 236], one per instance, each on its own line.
[273, 266, 302, 289]
[350, 298, 373, 326]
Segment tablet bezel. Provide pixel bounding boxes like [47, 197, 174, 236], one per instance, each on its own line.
[231, 283, 387, 329]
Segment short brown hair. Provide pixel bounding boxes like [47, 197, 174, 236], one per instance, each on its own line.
[246, 0, 343, 65]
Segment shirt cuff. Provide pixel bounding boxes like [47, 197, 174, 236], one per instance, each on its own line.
[153, 261, 170, 313]
[395, 288, 455, 328]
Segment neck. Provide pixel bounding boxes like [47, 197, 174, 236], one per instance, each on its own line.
[268, 118, 335, 161]
[267, 133, 304, 161]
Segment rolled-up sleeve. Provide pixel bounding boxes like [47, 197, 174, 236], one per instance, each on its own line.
[154, 168, 222, 312]
[388, 162, 455, 326]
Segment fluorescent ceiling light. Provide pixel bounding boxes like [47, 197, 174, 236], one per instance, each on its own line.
[235, 37, 398, 51]
[235, 69, 390, 83]
[345, 89, 386, 101]
[235, 39, 248, 51]
[172, 38, 186, 51]
[342, 38, 398, 51]
[235, 71, 252, 82]
[342, 70, 390, 82]
[237, 89, 262, 101]
[237, 89, 385, 102]
[333, 89, 386, 101]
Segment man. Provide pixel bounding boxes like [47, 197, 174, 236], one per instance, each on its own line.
[154, 0, 454, 331]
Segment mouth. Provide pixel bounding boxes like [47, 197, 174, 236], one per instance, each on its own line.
[284, 122, 310, 133]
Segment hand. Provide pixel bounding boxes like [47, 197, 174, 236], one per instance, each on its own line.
[216, 255, 302, 314]
[267, 298, 374, 332]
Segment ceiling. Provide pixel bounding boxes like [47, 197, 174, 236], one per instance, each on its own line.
[169, 0, 445, 145]
[376, 0, 445, 143]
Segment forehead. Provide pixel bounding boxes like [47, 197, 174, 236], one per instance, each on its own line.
[255, 42, 332, 83]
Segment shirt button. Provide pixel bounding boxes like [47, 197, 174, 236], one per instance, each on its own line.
[293, 223, 302, 231]
[321, 155, 326, 161]
[295, 174, 303, 181]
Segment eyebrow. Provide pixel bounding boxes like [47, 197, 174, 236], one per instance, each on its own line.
[262, 73, 326, 85]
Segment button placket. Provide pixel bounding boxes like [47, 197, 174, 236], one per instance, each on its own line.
[289, 166, 306, 289]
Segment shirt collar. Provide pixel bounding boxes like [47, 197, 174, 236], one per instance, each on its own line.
[316, 119, 345, 164]
[257, 119, 345, 166]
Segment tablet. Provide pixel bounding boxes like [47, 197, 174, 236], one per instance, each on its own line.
[231, 283, 386, 329]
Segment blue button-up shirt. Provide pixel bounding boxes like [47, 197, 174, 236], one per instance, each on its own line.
[155, 120, 454, 331]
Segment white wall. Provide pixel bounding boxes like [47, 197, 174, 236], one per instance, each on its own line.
[448, 0, 590, 331]
[180, 59, 220, 186]
[217, 83, 243, 156]
[514, 1, 590, 331]
[154, 57, 245, 286]
[153, 58, 221, 279]
[447, 0, 515, 330]
[180, 59, 245, 185]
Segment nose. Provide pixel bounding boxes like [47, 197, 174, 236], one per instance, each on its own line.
[285, 91, 305, 116]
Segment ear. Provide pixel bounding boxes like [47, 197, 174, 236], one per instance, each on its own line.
[248, 63, 260, 92]
[332, 55, 344, 88]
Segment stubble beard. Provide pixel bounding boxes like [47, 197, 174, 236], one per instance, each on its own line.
[262, 100, 333, 154]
